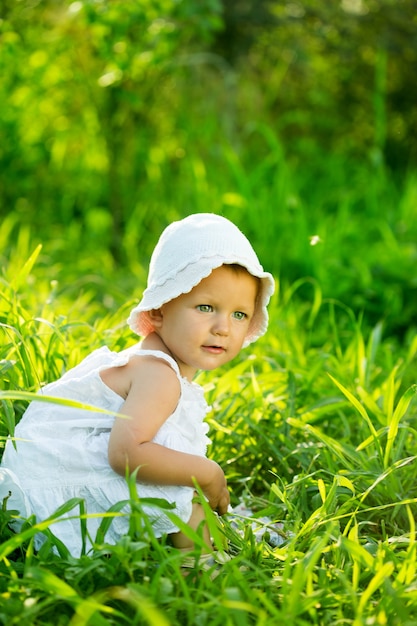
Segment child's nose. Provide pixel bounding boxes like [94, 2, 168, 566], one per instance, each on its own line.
[212, 314, 229, 336]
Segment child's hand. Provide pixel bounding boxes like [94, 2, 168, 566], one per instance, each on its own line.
[201, 460, 230, 516]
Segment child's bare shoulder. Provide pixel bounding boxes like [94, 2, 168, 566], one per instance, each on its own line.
[101, 351, 179, 401]
[127, 352, 180, 395]
[128, 351, 177, 378]
[123, 353, 181, 418]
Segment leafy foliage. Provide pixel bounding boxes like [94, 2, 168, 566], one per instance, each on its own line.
[1, 1, 417, 339]
[215, 0, 417, 169]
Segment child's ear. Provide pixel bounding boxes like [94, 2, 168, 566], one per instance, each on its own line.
[148, 308, 163, 328]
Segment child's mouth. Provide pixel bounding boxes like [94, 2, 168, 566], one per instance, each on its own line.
[202, 345, 225, 354]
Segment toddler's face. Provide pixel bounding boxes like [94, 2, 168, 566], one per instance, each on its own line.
[152, 265, 259, 380]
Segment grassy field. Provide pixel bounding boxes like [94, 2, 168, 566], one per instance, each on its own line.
[1, 159, 417, 624]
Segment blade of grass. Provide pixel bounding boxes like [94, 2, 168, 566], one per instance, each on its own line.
[383, 384, 417, 468]
[328, 374, 383, 460]
[10, 244, 42, 290]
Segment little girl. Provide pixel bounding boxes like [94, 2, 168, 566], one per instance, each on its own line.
[0, 213, 274, 560]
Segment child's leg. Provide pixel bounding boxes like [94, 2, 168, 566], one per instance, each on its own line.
[170, 499, 212, 552]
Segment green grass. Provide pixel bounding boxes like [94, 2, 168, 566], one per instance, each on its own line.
[1, 155, 417, 625]
[1, 235, 417, 625]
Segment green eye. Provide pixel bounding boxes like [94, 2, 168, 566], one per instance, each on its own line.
[233, 311, 247, 320]
[197, 304, 213, 312]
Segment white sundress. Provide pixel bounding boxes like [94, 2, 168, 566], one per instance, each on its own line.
[0, 345, 211, 556]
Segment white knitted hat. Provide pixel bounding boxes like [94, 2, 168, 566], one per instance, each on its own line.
[127, 213, 275, 346]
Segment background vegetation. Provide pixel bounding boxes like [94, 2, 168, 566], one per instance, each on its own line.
[1, 0, 417, 624]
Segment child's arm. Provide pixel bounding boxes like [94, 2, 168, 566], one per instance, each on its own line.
[107, 356, 230, 514]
